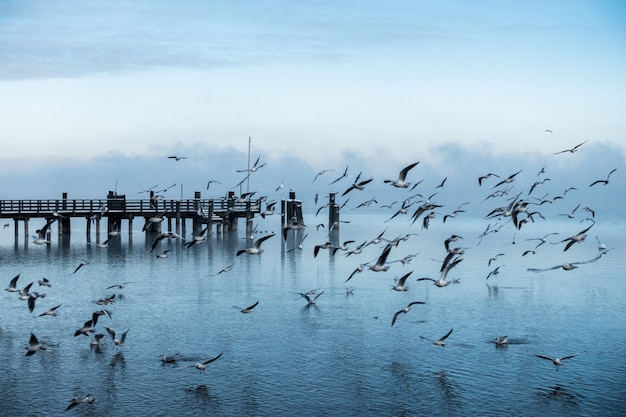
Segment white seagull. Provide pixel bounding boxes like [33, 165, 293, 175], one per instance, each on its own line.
[193, 352, 223, 372]
[65, 395, 95, 411]
[535, 354, 576, 371]
[391, 271, 413, 291]
[391, 301, 425, 326]
[105, 326, 129, 347]
[369, 245, 393, 272]
[236, 234, 275, 256]
[384, 162, 419, 188]
[420, 328, 454, 347]
[33, 220, 56, 245]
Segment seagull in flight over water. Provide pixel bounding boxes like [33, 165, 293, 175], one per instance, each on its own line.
[236, 234, 275, 256]
[535, 354, 576, 371]
[391, 301, 425, 326]
[420, 328, 454, 347]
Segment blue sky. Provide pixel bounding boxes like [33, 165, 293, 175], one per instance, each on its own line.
[0, 1, 624, 216]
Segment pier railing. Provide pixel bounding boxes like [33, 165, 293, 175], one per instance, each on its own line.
[0, 198, 261, 218]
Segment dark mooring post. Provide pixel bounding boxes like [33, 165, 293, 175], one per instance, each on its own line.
[57, 193, 71, 237]
[192, 191, 204, 237]
[227, 191, 237, 232]
[329, 193, 340, 230]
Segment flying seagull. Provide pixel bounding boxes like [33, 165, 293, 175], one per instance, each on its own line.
[33, 219, 56, 245]
[192, 352, 223, 372]
[25, 333, 46, 356]
[233, 301, 259, 313]
[553, 140, 588, 154]
[589, 168, 617, 187]
[65, 395, 95, 411]
[527, 249, 609, 272]
[535, 354, 576, 371]
[384, 161, 419, 188]
[236, 234, 275, 256]
[391, 301, 425, 326]
[420, 328, 454, 347]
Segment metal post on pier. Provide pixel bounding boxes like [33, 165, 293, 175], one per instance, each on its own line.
[329, 193, 340, 230]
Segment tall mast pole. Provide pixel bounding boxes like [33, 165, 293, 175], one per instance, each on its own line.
[246, 136, 251, 195]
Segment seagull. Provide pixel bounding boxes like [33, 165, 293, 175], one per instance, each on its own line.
[25, 333, 46, 356]
[391, 271, 414, 291]
[369, 245, 393, 272]
[342, 176, 374, 196]
[494, 336, 509, 347]
[237, 155, 266, 173]
[391, 301, 425, 326]
[105, 326, 129, 347]
[313, 241, 336, 258]
[33, 220, 56, 245]
[488, 253, 505, 267]
[193, 352, 223, 372]
[435, 177, 448, 188]
[486, 265, 504, 280]
[90, 333, 105, 348]
[384, 162, 419, 188]
[313, 169, 334, 183]
[233, 301, 259, 313]
[161, 352, 180, 363]
[185, 226, 209, 248]
[88, 238, 111, 248]
[444, 235, 463, 252]
[206, 180, 221, 190]
[150, 231, 185, 252]
[212, 264, 234, 276]
[91, 309, 112, 327]
[38, 303, 62, 317]
[595, 236, 606, 250]
[156, 249, 171, 259]
[535, 354, 576, 371]
[417, 256, 463, 288]
[553, 140, 588, 155]
[73, 260, 90, 274]
[493, 170, 522, 188]
[74, 320, 96, 337]
[420, 328, 453, 347]
[236, 234, 275, 256]
[94, 294, 116, 306]
[544, 129, 553, 134]
[65, 395, 95, 411]
[527, 250, 609, 272]
[299, 291, 325, 305]
[5, 274, 20, 292]
[556, 222, 594, 252]
[558, 203, 581, 219]
[143, 210, 169, 232]
[107, 281, 133, 291]
[168, 155, 187, 161]
[329, 166, 349, 185]
[478, 173, 500, 186]
[287, 233, 308, 253]
[589, 168, 617, 187]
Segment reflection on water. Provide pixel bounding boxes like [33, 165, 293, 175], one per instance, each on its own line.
[0, 217, 624, 416]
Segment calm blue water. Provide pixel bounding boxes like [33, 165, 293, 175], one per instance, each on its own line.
[1, 212, 625, 416]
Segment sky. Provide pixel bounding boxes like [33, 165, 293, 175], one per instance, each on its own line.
[0, 1, 625, 218]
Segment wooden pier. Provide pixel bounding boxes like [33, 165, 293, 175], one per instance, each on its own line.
[0, 191, 262, 242]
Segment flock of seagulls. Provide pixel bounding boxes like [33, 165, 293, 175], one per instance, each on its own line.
[3, 139, 619, 411]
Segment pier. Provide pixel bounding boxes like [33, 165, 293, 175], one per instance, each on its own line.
[0, 191, 262, 242]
